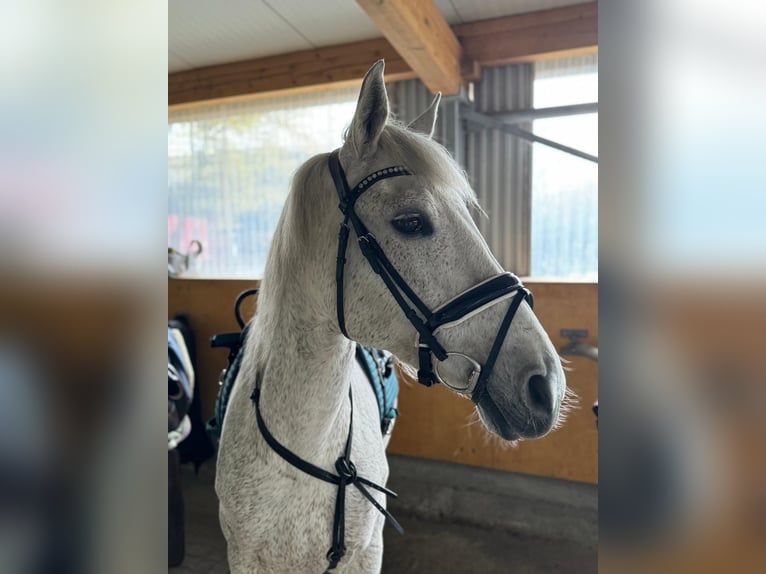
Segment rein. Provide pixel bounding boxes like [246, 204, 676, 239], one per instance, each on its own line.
[250, 385, 402, 572]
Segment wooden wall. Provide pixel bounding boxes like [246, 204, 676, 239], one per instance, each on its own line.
[169, 278, 259, 422]
[169, 279, 598, 484]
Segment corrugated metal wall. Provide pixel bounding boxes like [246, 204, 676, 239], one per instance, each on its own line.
[388, 63, 533, 275]
[468, 64, 533, 275]
[387, 80, 463, 164]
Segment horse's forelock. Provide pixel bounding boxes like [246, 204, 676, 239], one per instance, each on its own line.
[377, 123, 479, 212]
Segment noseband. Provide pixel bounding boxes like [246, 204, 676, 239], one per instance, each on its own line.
[328, 150, 533, 404]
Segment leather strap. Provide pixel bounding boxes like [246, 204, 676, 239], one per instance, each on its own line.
[335, 221, 351, 338]
[251, 385, 402, 572]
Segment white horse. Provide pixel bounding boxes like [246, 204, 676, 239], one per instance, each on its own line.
[215, 60, 566, 574]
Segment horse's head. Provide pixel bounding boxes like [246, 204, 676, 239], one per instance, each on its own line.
[327, 61, 566, 441]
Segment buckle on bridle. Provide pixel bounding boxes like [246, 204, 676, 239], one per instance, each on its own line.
[326, 546, 346, 568]
[357, 233, 373, 248]
[357, 234, 381, 273]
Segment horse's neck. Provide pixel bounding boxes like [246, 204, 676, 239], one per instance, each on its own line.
[249, 285, 356, 456]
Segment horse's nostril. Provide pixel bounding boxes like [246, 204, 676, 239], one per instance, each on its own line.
[527, 374, 552, 414]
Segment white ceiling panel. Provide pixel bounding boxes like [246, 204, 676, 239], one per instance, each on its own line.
[433, 0, 466, 24]
[168, 50, 193, 73]
[265, 0, 381, 47]
[168, 0, 590, 73]
[169, 0, 313, 72]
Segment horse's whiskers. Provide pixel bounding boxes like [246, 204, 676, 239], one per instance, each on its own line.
[552, 386, 580, 430]
[484, 428, 519, 450]
[562, 386, 580, 410]
[394, 359, 416, 385]
[531, 413, 538, 436]
[558, 355, 575, 373]
[462, 409, 482, 429]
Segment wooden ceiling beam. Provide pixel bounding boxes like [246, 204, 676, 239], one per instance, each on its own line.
[169, 3, 597, 108]
[169, 37, 415, 108]
[455, 2, 598, 67]
[356, 0, 464, 95]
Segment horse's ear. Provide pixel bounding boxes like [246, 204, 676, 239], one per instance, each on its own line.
[345, 60, 389, 159]
[408, 93, 441, 138]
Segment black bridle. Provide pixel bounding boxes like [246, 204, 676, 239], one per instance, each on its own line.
[328, 149, 534, 404]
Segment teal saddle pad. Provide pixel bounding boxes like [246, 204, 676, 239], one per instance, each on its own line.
[207, 331, 399, 442]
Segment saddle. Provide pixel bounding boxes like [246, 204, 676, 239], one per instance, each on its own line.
[206, 289, 399, 442]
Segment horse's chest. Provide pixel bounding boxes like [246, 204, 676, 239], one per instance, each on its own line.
[217, 371, 389, 571]
[225, 452, 386, 569]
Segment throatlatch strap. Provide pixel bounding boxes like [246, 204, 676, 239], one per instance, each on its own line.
[250, 385, 402, 572]
[335, 220, 351, 338]
[329, 152, 352, 337]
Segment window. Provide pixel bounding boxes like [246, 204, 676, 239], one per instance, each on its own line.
[531, 56, 598, 280]
[168, 89, 358, 278]
[168, 57, 598, 281]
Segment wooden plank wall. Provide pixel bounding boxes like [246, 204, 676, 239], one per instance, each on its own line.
[168, 279, 598, 484]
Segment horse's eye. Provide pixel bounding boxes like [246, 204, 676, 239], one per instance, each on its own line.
[391, 213, 429, 235]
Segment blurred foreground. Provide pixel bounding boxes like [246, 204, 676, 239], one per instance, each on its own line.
[1, 0, 765, 572]
[600, 1, 766, 572]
